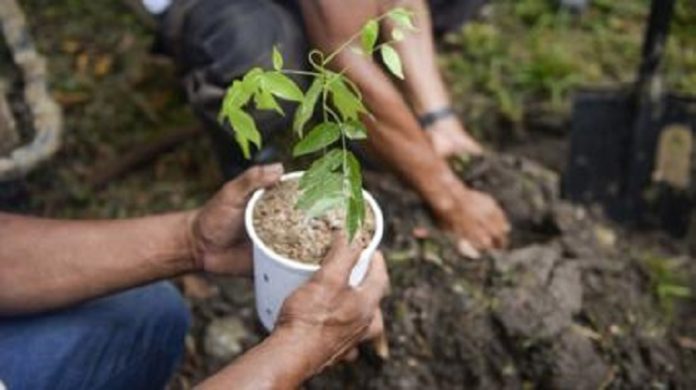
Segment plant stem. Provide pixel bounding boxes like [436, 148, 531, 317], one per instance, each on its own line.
[322, 12, 392, 65]
[281, 69, 322, 77]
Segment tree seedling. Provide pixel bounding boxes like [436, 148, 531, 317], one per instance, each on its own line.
[218, 8, 415, 239]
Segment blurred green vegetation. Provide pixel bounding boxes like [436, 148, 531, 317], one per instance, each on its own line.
[641, 254, 692, 318]
[441, 0, 696, 140]
[9, 0, 696, 219]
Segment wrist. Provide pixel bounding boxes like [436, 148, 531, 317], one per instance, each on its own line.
[264, 326, 324, 385]
[411, 164, 462, 214]
[181, 210, 204, 272]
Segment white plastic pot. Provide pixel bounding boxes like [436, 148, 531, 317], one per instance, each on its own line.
[245, 171, 384, 331]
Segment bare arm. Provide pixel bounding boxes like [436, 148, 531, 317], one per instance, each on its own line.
[299, 0, 462, 216]
[298, 0, 509, 251]
[0, 165, 283, 316]
[0, 211, 193, 315]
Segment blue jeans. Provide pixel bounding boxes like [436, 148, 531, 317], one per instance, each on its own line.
[0, 282, 190, 390]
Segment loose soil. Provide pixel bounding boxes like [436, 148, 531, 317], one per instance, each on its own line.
[252, 179, 375, 264]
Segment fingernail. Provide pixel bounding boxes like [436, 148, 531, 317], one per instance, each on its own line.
[457, 240, 481, 259]
[263, 163, 284, 176]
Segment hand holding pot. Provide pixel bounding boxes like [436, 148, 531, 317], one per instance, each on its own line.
[188, 164, 284, 276]
[275, 234, 389, 374]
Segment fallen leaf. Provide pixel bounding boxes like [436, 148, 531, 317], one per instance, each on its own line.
[52, 91, 90, 107]
[61, 40, 80, 54]
[93, 55, 113, 77]
[76, 53, 90, 75]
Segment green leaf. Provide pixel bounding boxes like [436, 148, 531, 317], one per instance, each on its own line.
[226, 108, 262, 159]
[293, 78, 322, 137]
[329, 75, 367, 121]
[380, 44, 404, 79]
[219, 80, 252, 123]
[254, 89, 284, 115]
[658, 284, 691, 298]
[242, 68, 264, 92]
[262, 72, 304, 102]
[272, 46, 283, 70]
[293, 123, 341, 156]
[361, 20, 379, 55]
[300, 149, 343, 189]
[388, 7, 416, 30]
[304, 194, 344, 218]
[345, 151, 365, 240]
[297, 172, 343, 215]
[345, 151, 363, 201]
[346, 197, 363, 241]
[392, 28, 405, 41]
[342, 119, 367, 140]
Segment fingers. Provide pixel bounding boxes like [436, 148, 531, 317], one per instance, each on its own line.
[358, 252, 389, 308]
[457, 239, 481, 259]
[343, 348, 359, 363]
[220, 164, 284, 206]
[363, 309, 385, 341]
[315, 231, 366, 285]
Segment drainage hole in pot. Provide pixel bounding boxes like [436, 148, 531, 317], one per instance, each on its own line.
[263, 273, 269, 282]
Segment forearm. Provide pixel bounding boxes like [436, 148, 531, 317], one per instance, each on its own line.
[299, 1, 461, 212]
[387, 0, 452, 115]
[330, 49, 462, 211]
[198, 328, 315, 390]
[0, 211, 196, 316]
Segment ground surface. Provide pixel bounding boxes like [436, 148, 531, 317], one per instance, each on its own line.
[4, 0, 696, 388]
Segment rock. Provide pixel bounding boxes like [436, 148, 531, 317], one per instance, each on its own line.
[492, 244, 561, 285]
[548, 262, 582, 315]
[495, 285, 572, 339]
[204, 316, 248, 361]
[547, 330, 610, 390]
[493, 245, 584, 340]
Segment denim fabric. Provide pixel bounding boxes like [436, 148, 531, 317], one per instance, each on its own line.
[0, 282, 190, 390]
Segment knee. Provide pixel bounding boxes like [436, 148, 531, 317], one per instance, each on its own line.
[125, 282, 191, 349]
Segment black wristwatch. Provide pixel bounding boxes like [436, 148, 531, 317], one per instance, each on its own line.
[417, 106, 455, 129]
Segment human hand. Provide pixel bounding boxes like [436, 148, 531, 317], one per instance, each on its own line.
[426, 116, 483, 158]
[274, 234, 389, 375]
[434, 179, 510, 257]
[188, 164, 284, 276]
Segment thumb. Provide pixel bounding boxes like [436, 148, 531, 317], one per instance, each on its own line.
[221, 164, 284, 206]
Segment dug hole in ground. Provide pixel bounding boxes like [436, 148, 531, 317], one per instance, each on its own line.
[244, 171, 384, 331]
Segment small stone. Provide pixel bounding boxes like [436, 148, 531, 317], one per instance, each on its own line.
[204, 316, 248, 361]
[594, 225, 617, 248]
[412, 227, 430, 239]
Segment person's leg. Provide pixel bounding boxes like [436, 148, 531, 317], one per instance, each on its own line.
[159, 0, 308, 179]
[0, 282, 189, 390]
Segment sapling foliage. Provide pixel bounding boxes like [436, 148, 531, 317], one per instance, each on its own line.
[219, 7, 415, 239]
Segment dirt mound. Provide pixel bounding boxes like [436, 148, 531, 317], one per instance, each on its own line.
[303, 155, 696, 389]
